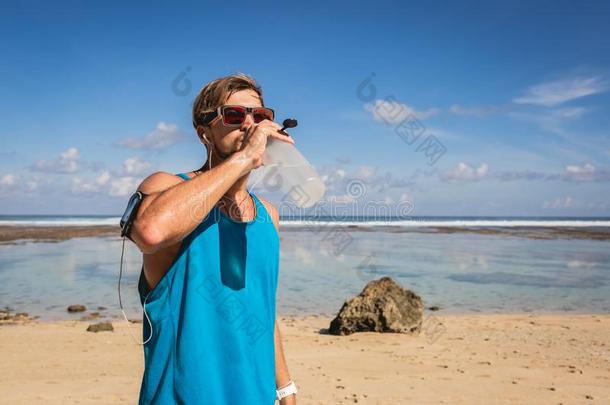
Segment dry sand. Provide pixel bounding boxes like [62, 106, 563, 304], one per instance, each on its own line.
[0, 314, 609, 404]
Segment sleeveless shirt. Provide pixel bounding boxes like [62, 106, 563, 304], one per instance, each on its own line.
[137, 172, 280, 404]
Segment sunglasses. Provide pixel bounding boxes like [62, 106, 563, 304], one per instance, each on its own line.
[195, 105, 275, 127]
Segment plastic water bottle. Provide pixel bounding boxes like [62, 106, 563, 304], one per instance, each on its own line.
[249, 137, 325, 208]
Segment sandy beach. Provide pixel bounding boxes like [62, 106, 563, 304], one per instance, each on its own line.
[1, 313, 609, 404]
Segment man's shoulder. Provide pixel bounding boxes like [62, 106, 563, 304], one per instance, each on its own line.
[255, 195, 277, 214]
[137, 171, 184, 195]
[256, 195, 279, 230]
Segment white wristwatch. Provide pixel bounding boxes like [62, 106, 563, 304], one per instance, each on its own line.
[276, 380, 298, 400]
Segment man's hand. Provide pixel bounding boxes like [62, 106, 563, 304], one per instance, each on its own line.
[238, 119, 295, 170]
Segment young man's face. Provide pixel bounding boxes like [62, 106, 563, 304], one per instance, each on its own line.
[203, 89, 265, 158]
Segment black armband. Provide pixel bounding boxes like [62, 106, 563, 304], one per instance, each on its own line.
[120, 191, 147, 239]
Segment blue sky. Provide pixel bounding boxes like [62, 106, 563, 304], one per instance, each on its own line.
[1, 0, 609, 216]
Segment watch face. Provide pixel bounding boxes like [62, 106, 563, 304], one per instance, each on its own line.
[120, 192, 142, 228]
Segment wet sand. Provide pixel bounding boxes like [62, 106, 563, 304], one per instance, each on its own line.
[0, 314, 608, 404]
[0, 225, 118, 244]
[2, 224, 610, 244]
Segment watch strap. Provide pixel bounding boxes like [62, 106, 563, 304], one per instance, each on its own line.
[276, 380, 298, 400]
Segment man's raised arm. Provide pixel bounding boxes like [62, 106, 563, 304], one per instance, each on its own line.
[129, 151, 252, 254]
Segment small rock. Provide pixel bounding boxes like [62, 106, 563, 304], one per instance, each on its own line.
[0, 309, 35, 323]
[67, 305, 86, 313]
[97, 306, 107, 311]
[428, 306, 440, 311]
[86, 322, 114, 333]
[80, 312, 101, 321]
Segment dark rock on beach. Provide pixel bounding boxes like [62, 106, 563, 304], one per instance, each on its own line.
[0, 308, 36, 324]
[67, 304, 87, 313]
[80, 312, 101, 321]
[428, 305, 440, 311]
[86, 322, 114, 333]
[329, 276, 423, 336]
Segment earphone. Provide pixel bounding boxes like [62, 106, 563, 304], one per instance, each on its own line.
[201, 133, 213, 172]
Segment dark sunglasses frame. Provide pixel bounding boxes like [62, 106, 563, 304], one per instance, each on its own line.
[195, 105, 275, 127]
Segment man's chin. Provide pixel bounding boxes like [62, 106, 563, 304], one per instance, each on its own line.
[216, 146, 240, 159]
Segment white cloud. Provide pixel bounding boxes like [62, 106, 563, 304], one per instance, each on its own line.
[327, 194, 356, 204]
[565, 163, 596, 182]
[364, 98, 439, 124]
[71, 171, 112, 194]
[71, 178, 96, 194]
[123, 156, 151, 175]
[25, 180, 38, 191]
[383, 196, 394, 205]
[442, 162, 488, 182]
[356, 165, 377, 181]
[449, 104, 503, 117]
[553, 107, 588, 119]
[565, 163, 595, 175]
[117, 122, 184, 150]
[97, 170, 111, 185]
[513, 76, 608, 107]
[315, 163, 428, 198]
[508, 106, 589, 134]
[109, 176, 140, 197]
[0, 174, 15, 186]
[33, 147, 80, 174]
[496, 163, 610, 183]
[399, 193, 413, 203]
[542, 196, 574, 209]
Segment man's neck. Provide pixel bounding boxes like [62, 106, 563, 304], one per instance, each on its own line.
[224, 173, 250, 199]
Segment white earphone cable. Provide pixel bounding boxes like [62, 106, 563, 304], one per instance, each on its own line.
[118, 236, 153, 346]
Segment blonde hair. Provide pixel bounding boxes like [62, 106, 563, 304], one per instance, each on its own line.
[191, 72, 265, 129]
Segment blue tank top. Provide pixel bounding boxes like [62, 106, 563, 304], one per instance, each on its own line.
[137, 172, 280, 404]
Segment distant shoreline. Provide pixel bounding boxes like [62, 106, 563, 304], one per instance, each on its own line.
[2, 224, 610, 243]
[0, 225, 118, 243]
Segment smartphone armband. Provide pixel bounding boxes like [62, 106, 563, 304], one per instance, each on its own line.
[120, 191, 146, 238]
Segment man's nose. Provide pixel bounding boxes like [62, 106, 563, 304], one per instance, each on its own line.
[240, 112, 256, 130]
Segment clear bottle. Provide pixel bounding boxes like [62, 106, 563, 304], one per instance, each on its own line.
[249, 137, 325, 208]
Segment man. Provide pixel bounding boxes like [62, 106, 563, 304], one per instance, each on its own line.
[129, 73, 297, 404]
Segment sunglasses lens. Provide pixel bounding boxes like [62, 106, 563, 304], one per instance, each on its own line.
[253, 108, 274, 123]
[223, 106, 246, 125]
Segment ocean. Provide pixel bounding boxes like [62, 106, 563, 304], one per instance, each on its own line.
[1, 215, 609, 321]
